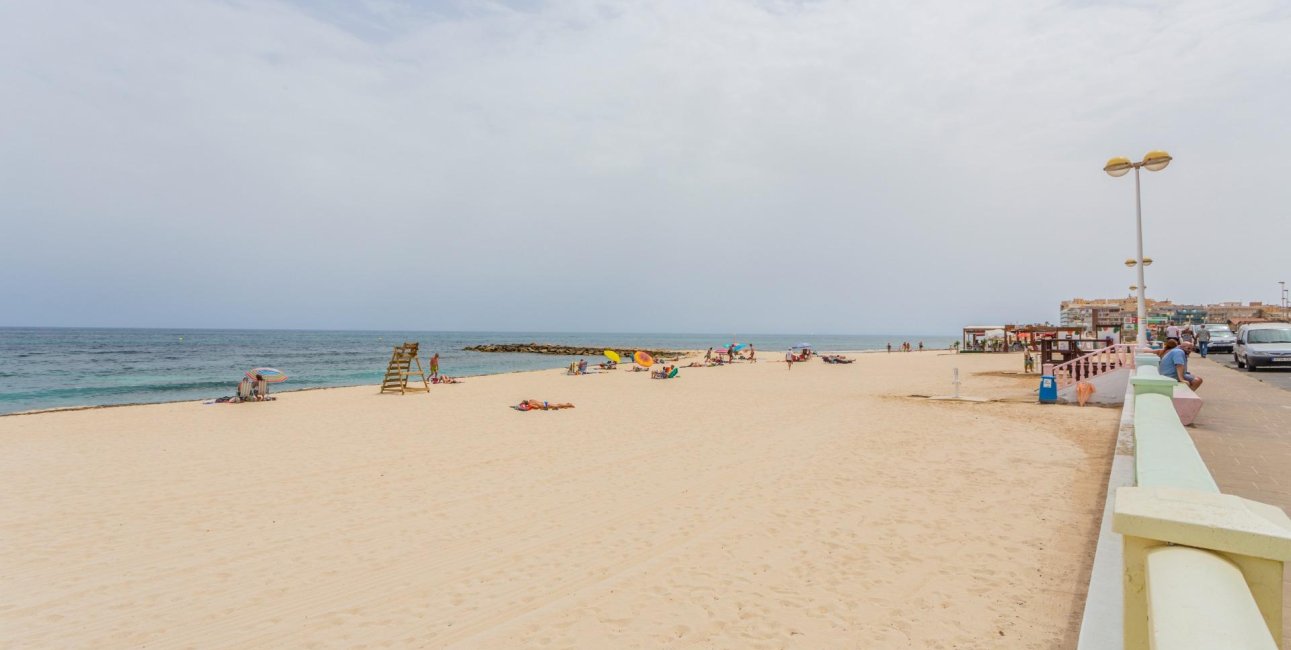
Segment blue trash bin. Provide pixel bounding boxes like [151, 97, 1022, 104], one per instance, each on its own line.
[1038, 374, 1057, 404]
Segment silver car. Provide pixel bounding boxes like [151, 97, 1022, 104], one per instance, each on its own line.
[1198, 324, 1235, 354]
[1234, 323, 1291, 371]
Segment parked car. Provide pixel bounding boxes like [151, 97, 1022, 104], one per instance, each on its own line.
[1234, 323, 1291, 371]
[1200, 323, 1236, 353]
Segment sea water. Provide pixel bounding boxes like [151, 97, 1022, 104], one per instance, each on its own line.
[0, 328, 956, 414]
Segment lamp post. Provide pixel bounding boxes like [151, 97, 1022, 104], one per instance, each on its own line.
[1281, 280, 1288, 321]
[1105, 150, 1172, 347]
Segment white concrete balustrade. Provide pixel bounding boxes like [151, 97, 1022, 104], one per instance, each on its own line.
[1109, 365, 1291, 649]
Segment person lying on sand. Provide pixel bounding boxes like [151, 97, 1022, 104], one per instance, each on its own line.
[432, 375, 461, 384]
[514, 399, 575, 411]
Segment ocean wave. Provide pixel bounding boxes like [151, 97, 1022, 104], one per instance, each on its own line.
[0, 379, 239, 402]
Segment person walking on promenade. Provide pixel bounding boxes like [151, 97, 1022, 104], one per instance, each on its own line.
[1165, 323, 1181, 340]
[1181, 325, 1195, 346]
[1196, 325, 1211, 358]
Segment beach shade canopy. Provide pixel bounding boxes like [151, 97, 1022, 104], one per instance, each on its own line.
[246, 367, 288, 383]
[730, 343, 747, 352]
[633, 351, 654, 367]
[604, 349, 621, 363]
[792, 342, 812, 349]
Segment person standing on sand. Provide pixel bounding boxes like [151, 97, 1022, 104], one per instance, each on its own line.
[747, 344, 756, 362]
[727, 344, 735, 364]
[705, 347, 713, 363]
[785, 350, 794, 370]
[887, 342, 892, 353]
[918, 341, 924, 352]
[430, 352, 440, 379]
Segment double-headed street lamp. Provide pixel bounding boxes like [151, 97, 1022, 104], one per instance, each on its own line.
[1105, 150, 1173, 347]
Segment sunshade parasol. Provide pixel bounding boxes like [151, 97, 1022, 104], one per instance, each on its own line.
[604, 350, 621, 363]
[246, 367, 288, 383]
[633, 351, 654, 367]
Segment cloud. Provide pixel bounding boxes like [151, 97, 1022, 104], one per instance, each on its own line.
[2, 0, 1288, 332]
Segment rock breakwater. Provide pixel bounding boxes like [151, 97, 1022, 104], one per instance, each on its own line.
[463, 343, 685, 359]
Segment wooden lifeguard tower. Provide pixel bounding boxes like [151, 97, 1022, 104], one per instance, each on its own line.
[380, 342, 430, 394]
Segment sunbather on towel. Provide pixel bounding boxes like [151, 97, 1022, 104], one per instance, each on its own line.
[515, 399, 575, 411]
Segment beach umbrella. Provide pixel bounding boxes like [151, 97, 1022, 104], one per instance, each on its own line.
[633, 351, 654, 367]
[792, 342, 812, 349]
[604, 349, 621, 363]
[246, 367, 288, 383]
[732, 343, 747, 352]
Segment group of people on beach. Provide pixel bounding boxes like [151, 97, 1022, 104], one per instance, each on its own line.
[210, 374, 272, 404]
[886, 341, 922, 353]
[698, 344, 757, 366]
[238, 374, 272, 402]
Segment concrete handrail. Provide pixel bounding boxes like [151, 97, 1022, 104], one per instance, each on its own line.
[1115, 487, 1291, 649]
[1111, 367, 1291, 649]
[1145, 546, 1277, 649]
[1131, 394, 1218, 493]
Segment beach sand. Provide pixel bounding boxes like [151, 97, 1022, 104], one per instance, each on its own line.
[1, 351, 1117, 648]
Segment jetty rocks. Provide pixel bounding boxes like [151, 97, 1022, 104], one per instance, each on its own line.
[464, 343, 684, 359]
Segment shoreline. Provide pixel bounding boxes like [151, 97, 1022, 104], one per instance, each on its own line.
[0, 329, 960, 416]
[0, 347, 939, 418]
[0, 353, 710, 418]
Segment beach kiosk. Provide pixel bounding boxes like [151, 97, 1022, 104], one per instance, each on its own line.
[961, 326, 1007, 352]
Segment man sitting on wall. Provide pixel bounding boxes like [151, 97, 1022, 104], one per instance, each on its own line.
[1158, 339, 1202, 391]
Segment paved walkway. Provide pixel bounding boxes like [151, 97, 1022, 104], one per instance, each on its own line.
[1187, 356, 1291, 644]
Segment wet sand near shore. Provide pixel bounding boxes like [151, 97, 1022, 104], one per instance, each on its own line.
[1, 351, 1116, 648]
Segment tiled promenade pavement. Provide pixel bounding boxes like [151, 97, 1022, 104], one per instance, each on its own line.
[1186, 357, 1291, 644]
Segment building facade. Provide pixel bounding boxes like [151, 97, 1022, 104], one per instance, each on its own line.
[1059, 297, 1284, 338]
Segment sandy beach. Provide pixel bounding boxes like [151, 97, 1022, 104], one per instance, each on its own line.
[1, 351, 1117, 648]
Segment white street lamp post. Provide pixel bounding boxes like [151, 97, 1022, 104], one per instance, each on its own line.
[1105, 151, 1172, 348]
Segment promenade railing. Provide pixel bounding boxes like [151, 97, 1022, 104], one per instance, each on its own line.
[1112, 363, 1291, 649]
[1050, 343, 1137, 390]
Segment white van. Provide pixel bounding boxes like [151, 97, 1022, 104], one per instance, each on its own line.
[1234, 323, 1291, 371]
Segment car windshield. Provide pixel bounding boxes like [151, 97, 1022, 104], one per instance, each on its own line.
[1248, 329, 1291, 344]
[1204, 325, 1231, 335]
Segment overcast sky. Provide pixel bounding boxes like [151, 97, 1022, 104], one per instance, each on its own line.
[2, 0, 1288, 335]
